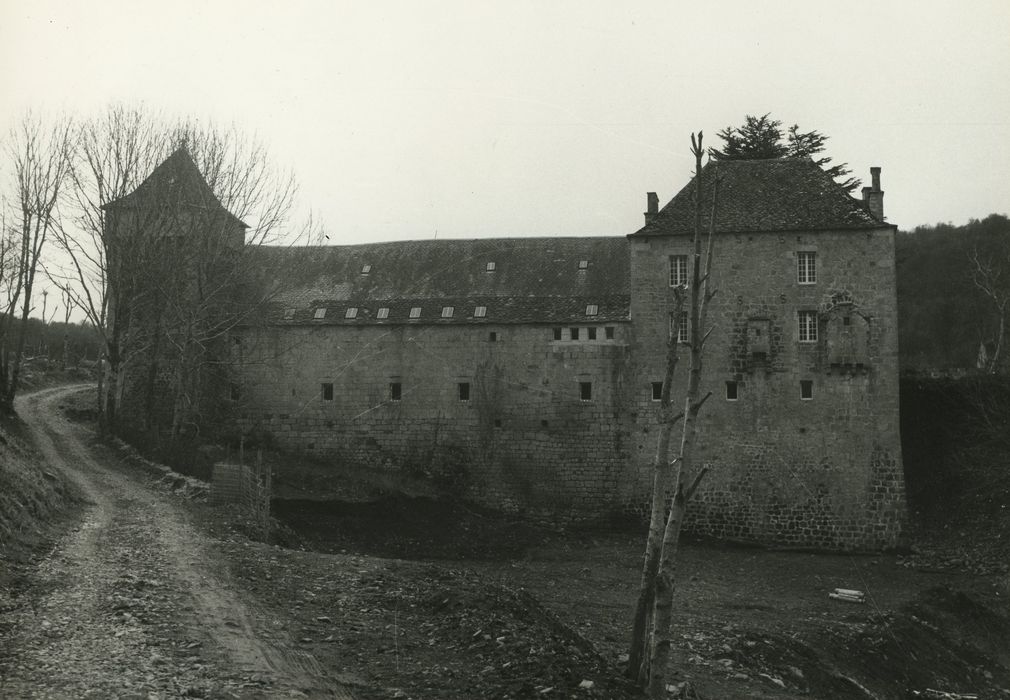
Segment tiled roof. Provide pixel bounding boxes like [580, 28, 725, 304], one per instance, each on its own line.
[103, 148, 247, 228]
[252, 237, 630, 325]
[632, 158, 885, 237]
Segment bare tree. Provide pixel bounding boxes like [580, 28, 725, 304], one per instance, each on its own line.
[626, 132, 718, 697]
[970, 244, 1010, 373]
[0, 112, 73, 412]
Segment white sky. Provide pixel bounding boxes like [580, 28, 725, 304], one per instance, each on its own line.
[2, 0, 1009, 243]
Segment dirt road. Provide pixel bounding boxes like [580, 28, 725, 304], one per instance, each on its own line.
[2, 385, 352, 699]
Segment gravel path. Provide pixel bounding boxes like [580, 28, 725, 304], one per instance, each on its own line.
[2, 385, 352, 699]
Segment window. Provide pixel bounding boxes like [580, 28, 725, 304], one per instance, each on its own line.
[344, 307, 358, 319]
[313, 307, 327, 319]
[441, 306, 454, 318]
[458, 382, 470, 401]
[669, 254, 688, 287]
[474, 306, 487, 318]
[321, 382, 334, 401]
[672, 311, 688, 343]
[361, 264, 371, 275]
[578, 260, 589, 270]
[553, 327, 562, 340]
[489, 331, 497, 342]
[587, 327, 597, 340]
[390, 382, 402, 401]
[800, 379, 813, 400]
[585, 304, 598, 316]
[282, 308, 295, 320]
[570, 327, 580, 340]
[726, 381, 738, 401]
[797, 251, 816, 284]
[409, 307, 421, 319]
[376, 307, 389, 319]
[605, 326, 615, 340]
[486, 261, 496, 272]
[579, 381, 593, 401]
[799, 310, 818, 342]
[651, 382, 663, 401]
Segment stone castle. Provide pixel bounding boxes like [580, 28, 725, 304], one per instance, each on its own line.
[110, 150, 906, 550]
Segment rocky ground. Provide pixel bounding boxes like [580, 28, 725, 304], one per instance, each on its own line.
[2, 384, 1009, 699]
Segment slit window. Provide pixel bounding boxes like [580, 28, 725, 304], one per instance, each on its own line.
[726, 381, 738, 401]
[797, 251, 816, 285]
[586, 304, 598, 316]
[669, 255, 689, 287]
[474, 306, 487, 318]
[361, 264, 371, 275]
[441, 306, 454, 318]
[799, 310, 818, 342]
[605, 326, 615, 339]
[651, 382, 663, 401]
[390, 382, 402, 401]
[458, 382, 470, 401]
[409, 307, 422, 319]
[344, 307, 358, 319]
[376, 307, 389, 319]
[313, 307, 327, 319]
[485, 261, 496, 272]
[587, 327, 597, 340]
[321, 382, 334, 401]
[800, 380, 813, 400]
[579, 381, 593, 401]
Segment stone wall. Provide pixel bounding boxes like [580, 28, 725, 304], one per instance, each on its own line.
[231, 321, 635, 521]
[627, 227, 906, 549]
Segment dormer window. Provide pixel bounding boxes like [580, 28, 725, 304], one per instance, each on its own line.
[376, 307, 389, 319]
[485, 262, 496, 272]
[474, 306, 487, 318]
[409, 307, 422, 319]
[441, 306, 454, 318]
[361, 264, 371, 275]
[344, 307, 358, 319]
[313, 307, 327, 320]
[282, 308, 295, 320]
[578, 260, 589, 270]
[585, 304, 598, 316]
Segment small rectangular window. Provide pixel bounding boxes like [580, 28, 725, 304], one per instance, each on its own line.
[578, 260, 589, 270]
[321, 382, 334, 401]
[553, 327, 562, 341]
[651, 382, 663, 401]
[485, 261, 496, 272]
[313, 307, 327, 319]
[458, 382, 470, 401]
[798, 310, 818, 342]
[474, 306, 487, 318]
[344, 307, 358, 319]
[361, 264, 371, 275]
[441, 306, 454, 318]
[570, 327, 580, 340]
[390, 382, 402, 401]
[800, 379, 813, 400]
[489, 331, 497, 342]
[376, 307, 389, 319]
[580, 381, 593, 401]
[669, 254, 689, 287]
[409, 307, 421, 319]
[283, 308, 295, 320]
[605, 326, 615, 340]
[797, 251, 816, 285]
[587, 327, 597, 340]
[726, 381, 738, 401]
[672, 311, 688, 344]
[585, 304, 598, 316]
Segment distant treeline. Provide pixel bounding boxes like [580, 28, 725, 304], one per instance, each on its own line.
[0, 314, 103, 366]
[897, 213, 1010, 373]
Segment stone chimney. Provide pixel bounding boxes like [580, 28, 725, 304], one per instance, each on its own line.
[645, 192, 659, 223]
[862, 166, 884, 221]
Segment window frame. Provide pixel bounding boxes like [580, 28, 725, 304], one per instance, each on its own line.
[344, 307, 358, 319]
[669, 254, 689, 287]
[579, 381, 593, 402]
[376, 307, 390, 319]
[458, 382, 470, 402]
[409, 306, 422, 319]
[390, 382, 402, 401]
[797, 251, 817, 285]
[798, 310, 818, 343]
[321, 382, 334, 401]
[441, 306, 454, 318]
[313, 307, 327, 320]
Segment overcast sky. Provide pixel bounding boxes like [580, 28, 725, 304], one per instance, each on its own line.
[2, 0, 1009, 243]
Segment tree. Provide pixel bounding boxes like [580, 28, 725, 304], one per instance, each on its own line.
[711, 113, 860, 192]
[0, 112, 73, 412]
[627, 132, 717, 698]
